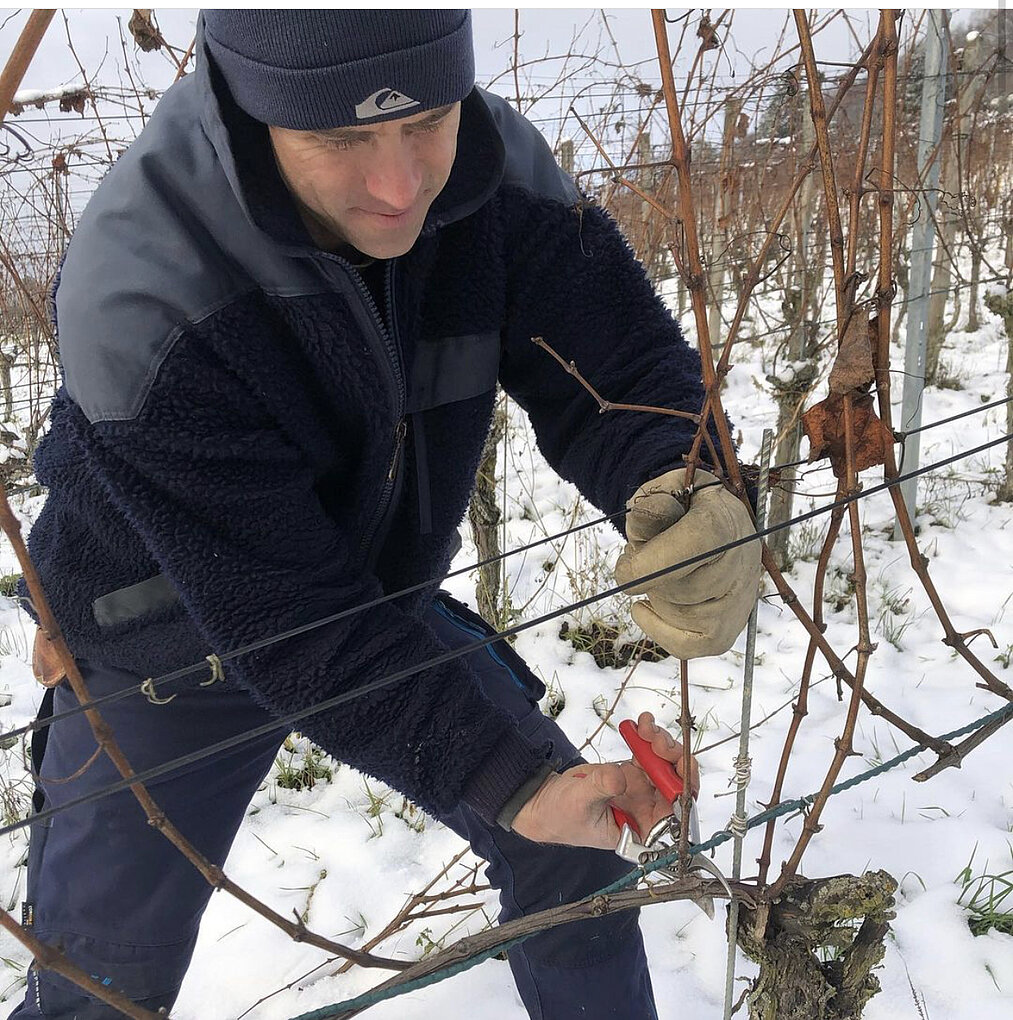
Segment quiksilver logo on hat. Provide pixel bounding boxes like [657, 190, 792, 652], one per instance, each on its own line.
[355, 88, 421, 120]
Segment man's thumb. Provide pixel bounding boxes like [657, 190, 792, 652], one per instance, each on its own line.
[584, 763, 626, 801]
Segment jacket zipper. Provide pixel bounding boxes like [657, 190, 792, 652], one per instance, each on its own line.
[367, 261, 409, 565]
[322, 254, 406, 566]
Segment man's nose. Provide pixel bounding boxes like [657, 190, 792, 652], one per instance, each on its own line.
[363, 144, 423, 212]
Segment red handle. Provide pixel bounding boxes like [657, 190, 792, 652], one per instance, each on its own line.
[611, 804, 639, 836]
[618, 718, 685, 804]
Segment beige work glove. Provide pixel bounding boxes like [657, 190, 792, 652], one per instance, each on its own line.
[614, 468, 761, 659]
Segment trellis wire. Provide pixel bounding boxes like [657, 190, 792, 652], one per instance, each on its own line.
[2, 389, 1007, 752]
[2, 430, 1009, 842]
[292, 699, 1013, 1020]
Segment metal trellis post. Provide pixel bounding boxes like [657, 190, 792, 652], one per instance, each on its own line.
[722, 428, 773, 1020]
[894, 9, 948, 539]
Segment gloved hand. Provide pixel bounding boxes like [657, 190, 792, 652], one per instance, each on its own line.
[511, 713, 698, 848]
[614, 467, 760, 659]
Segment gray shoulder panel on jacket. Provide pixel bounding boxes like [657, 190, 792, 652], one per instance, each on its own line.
[477, 88, 580, 206]
[58, 80, 577, 425]
[56, 76, 326, 424]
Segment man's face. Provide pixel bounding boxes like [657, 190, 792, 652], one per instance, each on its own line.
[268, 102, 462, 259]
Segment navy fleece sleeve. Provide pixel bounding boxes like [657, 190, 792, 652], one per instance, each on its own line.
[499, 192, 723, 521]
[80, 334, 547, 822]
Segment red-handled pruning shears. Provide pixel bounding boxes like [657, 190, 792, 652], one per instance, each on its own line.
[610, 719, 732, 919]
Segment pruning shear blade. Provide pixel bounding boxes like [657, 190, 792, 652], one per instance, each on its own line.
[610, 719, 733, 919]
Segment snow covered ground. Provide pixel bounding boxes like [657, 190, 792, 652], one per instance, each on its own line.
[1, 282, 1012, 1019]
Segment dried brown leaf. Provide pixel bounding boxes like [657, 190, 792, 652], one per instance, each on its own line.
[128, 9, 162, 53]
[803, 393, 894, 479]
[58, 90, 88, 115]
[828, 311, 875, 395]
[697, 15, 720, 51]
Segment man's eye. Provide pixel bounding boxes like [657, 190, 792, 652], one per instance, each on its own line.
[321, 136, 361, 150]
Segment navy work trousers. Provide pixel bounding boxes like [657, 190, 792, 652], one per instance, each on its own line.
[12, 594, 657, 1019]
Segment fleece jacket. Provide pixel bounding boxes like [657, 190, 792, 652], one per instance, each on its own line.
[23, 40, 716, 823]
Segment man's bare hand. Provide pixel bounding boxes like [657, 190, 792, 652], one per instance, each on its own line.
[511, 712, 699, 849]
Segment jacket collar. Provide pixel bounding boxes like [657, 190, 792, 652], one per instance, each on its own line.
[195, 19, 506, 257]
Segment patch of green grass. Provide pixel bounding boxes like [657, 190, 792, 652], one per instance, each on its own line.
[933, 358, 967, 391]
[956, 844, 1013, 937]
[824, 564, 857, 613]
[558, 619, 667, 670]
[0, 627, 26, 662]
[539, 671, 566, 720]
[0, 772, 32, 829]
[274, 735, 334, 792]
[874, 582, 916, 651]
[395, 796, 426, 833]
[358, 779, 392, 838]
[786, 516, 825, 566]
[917, 471, 974, 529]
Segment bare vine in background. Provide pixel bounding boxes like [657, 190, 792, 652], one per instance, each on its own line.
[1, 7, 1012, 1016]
[536, 0, 1011, 952]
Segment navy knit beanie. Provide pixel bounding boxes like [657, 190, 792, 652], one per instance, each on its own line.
[201, 10, 475, 130]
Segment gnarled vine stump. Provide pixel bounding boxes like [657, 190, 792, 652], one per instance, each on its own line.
[735, 870, 897, 1020]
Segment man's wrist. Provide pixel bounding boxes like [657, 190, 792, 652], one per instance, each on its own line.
[459, 727, 551, 825]
[494, 761, 556, 832]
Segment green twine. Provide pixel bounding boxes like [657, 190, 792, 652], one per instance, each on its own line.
[290, 701, 1013, 1020]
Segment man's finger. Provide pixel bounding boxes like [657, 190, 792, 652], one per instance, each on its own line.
[634, 711, 700, 796]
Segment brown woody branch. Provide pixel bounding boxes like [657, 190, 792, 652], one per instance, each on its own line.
[913, 708, 1013, 782]
[675, 28, 878, 511]
[0, 908, 160, 1018]
[238, 852, 491, 1018]
[769, 395, 875, 898]
[651, 9, 725, 870]
[865, 15, 1013, 709]
[794, 10, 847, 336]
[0, 483, 412, 1012]
[757, 485, 848, 887]
[0, 9, 55, 128]
[713, 33, 878, 382]
[759, 545, 953, 758]
[336, 851, 489, 976]
[332, 876, 757, 1019]
[570, 108, 683, 229]
[844, 21, 882, 309]
[651, 10, 741, 494]
[530, 336, 701, 425]
[766, 13, 882, 898]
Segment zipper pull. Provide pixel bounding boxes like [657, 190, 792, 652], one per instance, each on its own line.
[388, 419, 408, 480]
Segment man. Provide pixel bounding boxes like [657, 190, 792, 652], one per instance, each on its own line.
[13, 11, 759, 1019]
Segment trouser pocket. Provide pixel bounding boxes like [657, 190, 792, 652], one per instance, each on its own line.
[431, 592, 547, 703]
[9, 657, 285, 1018]
[18, 931, 193, 1018]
